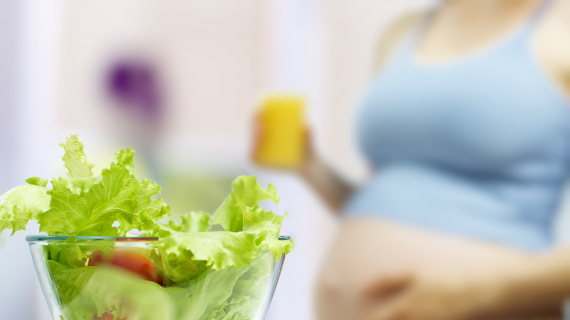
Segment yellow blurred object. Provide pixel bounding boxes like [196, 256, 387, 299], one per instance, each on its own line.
[256, 94, 306, 168]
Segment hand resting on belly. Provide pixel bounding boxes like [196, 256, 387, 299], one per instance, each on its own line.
[315, 218, 535, 320]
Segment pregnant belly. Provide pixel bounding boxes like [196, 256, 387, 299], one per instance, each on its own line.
[315, 218, 534, 320]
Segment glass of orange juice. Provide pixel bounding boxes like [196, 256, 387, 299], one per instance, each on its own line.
[255, 94, 306, 168]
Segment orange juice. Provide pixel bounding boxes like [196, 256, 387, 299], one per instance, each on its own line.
[256, 94, 306, 168]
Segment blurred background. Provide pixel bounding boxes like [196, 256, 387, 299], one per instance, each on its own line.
[1, 1, 569, 320]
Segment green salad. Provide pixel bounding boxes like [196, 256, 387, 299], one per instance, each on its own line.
[0, 135, 294, 320]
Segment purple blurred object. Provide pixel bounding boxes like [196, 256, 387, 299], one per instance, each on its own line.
[107, 60, 163, 120]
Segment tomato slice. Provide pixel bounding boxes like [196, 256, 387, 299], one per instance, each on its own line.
[94, 312, 127, 320]
[89, 250, 163, 286]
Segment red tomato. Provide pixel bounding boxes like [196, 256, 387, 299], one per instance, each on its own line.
[89, 250, 163, 286]
[94, 312, 127, 320]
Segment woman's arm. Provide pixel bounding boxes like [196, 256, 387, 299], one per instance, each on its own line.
[479, 246, 570, 319]
[252, 12, 426, 212]
[361, 246, 570, 320]
[252, 116, 355, 212]
[300, 11, 427, 211]
[297, 12, 426, 212]
[298, 145, 354, 212]
[251, 114, 355, 212]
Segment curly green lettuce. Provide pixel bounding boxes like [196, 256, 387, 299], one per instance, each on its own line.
[48, 250, 275, 320]
[145, 176, 293, 287]
[0, 182, 50, 235]
[49, 260, 175, 320]
[0, 135, 293, 320]
[0, 135, 170, 237]
[211, 176, 279, 232]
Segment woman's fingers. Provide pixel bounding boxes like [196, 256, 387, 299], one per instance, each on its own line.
[303, 126, 313, 158]
[363, 293, 411, 320]
[363, 272, 414, 298]
[361, 274, 417, 320]
[251, 112, 264, 162]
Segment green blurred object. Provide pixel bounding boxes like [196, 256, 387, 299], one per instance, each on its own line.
[161, 172, 234, 217]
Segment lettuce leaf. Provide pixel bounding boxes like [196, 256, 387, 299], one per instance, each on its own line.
[243, 206, 294, 261]
[151, 249, 203, 286]
[148, 176, 291, 289]
[212, 176, 279, 232]
[48, 256, 269, 320]
[221, 252, 274, 319]
[157, 231, 262, 270]
[60, 134, 95, 179]
[208, 176, 292, 261]
[177, 265, 249, 320]
[147, 212, 212, 238]
[0, 184, 50, 235]
[49, 260, 175, 320]
[132, 179, 172, 232]
[39, 163, 136, 236]
[38, 141, 170, 236]
[25, 176, 48, 188]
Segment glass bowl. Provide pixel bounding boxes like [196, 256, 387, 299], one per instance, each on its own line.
[27, 235, 289, 320]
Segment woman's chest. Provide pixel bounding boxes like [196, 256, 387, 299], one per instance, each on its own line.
[356, 59, 569, 170]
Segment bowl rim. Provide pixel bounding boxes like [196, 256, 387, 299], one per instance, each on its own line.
[26, 235, 292, 242]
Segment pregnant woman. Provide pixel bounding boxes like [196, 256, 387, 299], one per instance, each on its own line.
[254, 0, 570, 319]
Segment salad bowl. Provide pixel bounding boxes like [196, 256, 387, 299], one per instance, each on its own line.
[0, 136, 294, 320]
[27, 235, 289, 320]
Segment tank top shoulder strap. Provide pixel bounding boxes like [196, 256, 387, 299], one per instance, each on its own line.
[389, 8, 437, 65]
[386, 1, 554, 68]
[519, 0, 554, 35]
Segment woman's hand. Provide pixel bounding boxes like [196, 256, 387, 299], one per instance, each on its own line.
[360, 252, 570, 320]
[251, 111, 266, 165]
[361, 271, 491, 320]
[251, 111, 354, 211]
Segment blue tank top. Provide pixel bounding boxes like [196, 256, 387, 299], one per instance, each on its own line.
[345, 2, 570, 251]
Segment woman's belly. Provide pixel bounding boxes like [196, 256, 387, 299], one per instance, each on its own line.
[316, 218, 535, 320]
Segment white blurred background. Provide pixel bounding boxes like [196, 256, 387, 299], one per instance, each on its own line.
[23, 1, 570, 320]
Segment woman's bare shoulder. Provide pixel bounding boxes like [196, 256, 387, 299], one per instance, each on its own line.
[537, 0, 570, 95]
[553, 0, 570, 69]
[542, 0, 570, 54]
[372, 11, 427, 74]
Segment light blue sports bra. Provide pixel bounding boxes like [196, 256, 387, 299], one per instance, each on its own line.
[345, 1, 570, 251]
